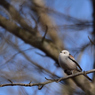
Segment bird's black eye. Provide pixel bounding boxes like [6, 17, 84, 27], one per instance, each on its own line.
[64, 52, 66, 54]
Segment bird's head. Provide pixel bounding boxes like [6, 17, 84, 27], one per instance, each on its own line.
[60, 50, 70, 56]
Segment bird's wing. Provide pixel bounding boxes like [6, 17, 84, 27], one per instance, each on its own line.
[69, 54, 75, 60]
[68, 56, 82, 71]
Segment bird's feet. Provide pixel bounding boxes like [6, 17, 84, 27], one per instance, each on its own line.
[64, 70, 72, 75]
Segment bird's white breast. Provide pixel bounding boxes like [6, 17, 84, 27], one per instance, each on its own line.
[58, 53, 77, 70]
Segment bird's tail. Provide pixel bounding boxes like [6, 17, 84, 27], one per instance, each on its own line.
[76, 68, 92, 81]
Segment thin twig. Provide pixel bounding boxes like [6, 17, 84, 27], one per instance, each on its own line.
[83, 71, 92, 81]
[88, 36, 95, 45]
[0, 69, 95, 88]
[7, 79, 13, 84]
[38, 85, 44, 90]
[29, 81, 32, 85]
[42, 26, 48, 43]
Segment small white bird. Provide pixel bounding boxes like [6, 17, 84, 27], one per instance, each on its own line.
[58, 50, 82, 74]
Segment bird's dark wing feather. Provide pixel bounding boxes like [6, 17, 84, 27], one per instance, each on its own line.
[68, 56, 82, 71]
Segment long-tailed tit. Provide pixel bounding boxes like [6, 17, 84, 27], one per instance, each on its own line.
[58, 50, 82, 74]
[58, 50, 92, 81]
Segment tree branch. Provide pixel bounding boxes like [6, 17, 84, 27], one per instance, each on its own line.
[42, 25, 48, 43]
[0, 69, 95, 89]
[0, 15, 59, 63]
[0, 0, 35, 34]
[88, 36, 95, 45]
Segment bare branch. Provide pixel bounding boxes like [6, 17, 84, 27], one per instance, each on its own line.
[42, 25, 48, 43]
[0, 69, 95, 88]
[7, 79, 13, 84]
[83, 71, 92, 81]
[0, 0, 35, 34]
[0, 15, 59, 63]
[38, 85, 44, 90]
[88, 36, 95, 45]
